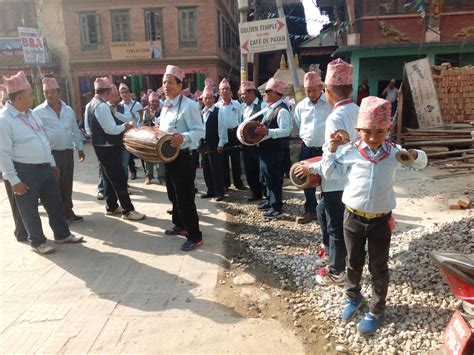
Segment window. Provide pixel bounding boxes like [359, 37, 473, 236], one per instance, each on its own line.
[178, 7, 197, 48]
[0, 2, 36, 37]
[79, 12, 101, 50]
[111, 10, 130, 42]
[144, 8, 163, 41]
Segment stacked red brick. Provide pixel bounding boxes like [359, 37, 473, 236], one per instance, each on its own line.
[432, 63, 474, 123]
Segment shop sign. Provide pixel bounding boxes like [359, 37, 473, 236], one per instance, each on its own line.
[0, 38, 24, 65]
[110, 41, 162, 60]
[239, 17, 288, 54]
[18, 27, 45, 64]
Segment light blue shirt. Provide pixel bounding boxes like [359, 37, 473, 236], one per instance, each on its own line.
[309, 101, 359, 192]
[159, 94, 205, 150]
[216, 99, 242, 129]
[202, 104, 228, 148]
[34, 100, 84, 151]
[0, 102, 56, 185]
[241, 98, 268, 121]
[293, 94, 332, 148]
[120, 100, 144, 126]
[263, 99, 293, 140]
[321, 139, 428, 213]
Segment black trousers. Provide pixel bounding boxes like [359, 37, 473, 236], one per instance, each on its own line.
[51, 149, 74, 217]
[344, 209, 392, 315]
[190, 149, 199, 185]
[242, 145, 262, 198]
[165, 150, 202, 242]
[4, 179, 27, 241]
[201, 148, 224, 197]
[223, 128, 243, 188]
[94, 145, 134, 214]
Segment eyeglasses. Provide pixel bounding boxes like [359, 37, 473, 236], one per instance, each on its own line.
[264, 89, 273, 94]
[120, 90, 130, 94]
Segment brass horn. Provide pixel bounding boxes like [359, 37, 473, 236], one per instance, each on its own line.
[395, 149, 415, 165]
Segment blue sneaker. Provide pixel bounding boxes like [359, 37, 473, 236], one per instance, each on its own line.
[357, 312, 385, 335]
[263, 209, 283, 220]
[257, 201, 271, 210]
[341, 294, 365, 321]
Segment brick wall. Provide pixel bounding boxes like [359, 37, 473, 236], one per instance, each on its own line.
[62, 0, 233, 61]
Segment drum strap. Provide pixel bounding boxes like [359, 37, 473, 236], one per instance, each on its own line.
[173, 95, 183, 129]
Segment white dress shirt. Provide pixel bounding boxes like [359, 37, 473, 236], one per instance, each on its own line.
[309, 101, 359, 192]
[202, 104, 228, 148]
[321, 140, 428, 213]
[159, 94, 205, 150]
[293, 94, 332, 148]
[120, 100, 143, 126]
[262, 99, 293, 139]
[216, 99, 242, 129]
[241, 98, 268, 121]
[94, 100, 126, 146]
[34, 100, 84, 151]
[0, 102, 56, 185]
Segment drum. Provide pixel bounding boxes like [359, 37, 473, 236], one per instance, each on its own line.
[289, 156, 322, 189]
[123, 127, 179, 163]
[237, 120, 265, 146]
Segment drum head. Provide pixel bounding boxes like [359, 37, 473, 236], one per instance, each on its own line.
[290, 169, 307, 188]
[156, 136, 179, 163]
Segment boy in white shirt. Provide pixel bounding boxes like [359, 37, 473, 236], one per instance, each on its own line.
[321, 96, 427, 335]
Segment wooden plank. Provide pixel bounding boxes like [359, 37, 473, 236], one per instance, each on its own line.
[405, 58, 444, 129]
[427, 148, 474, 157]
[396, 83, 403, 144]
[430, 156, 472, 165]
[405, 138, 474, 147]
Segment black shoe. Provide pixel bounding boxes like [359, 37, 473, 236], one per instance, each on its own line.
[97, 192, 105, 200]
[67, 214, 84, 223]
[16, 236, 28, 242]
[181, 239, 203, 251]
[235, 184, 248, 191]
[257, 201, 271, 210]
[214, 195, 225, 202]
[164, 227, 188, 236]
[201, 193, 215, 199]
[247, 196, 262, 202]
[130, 172, 137, 180]
[166, 208, 172, 215]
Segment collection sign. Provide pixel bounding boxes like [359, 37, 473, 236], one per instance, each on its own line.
[239, 17, 288, 54]
[110, 41, 162, 60]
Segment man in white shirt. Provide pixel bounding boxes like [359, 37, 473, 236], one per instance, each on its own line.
[119, 83, 143, 180]
[88, 77, 145, 221]
[34, 77, 85, 223]
[240, 81, 267, 202]
[216, 78, 246, 190]
[0, 71, 84, 254]
[382, 79, 398, 117]
[293, 72, 332, 224]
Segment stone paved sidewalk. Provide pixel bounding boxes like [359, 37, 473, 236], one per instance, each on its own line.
[0, 144, 304, 354]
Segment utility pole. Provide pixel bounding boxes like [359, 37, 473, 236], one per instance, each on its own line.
[238, 0, 249, 82]
[275, 0, 304, 102]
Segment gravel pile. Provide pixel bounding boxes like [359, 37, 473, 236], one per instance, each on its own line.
[225, 195, 474, 353]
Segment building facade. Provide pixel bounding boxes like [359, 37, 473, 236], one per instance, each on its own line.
[59, 0, 241, 118]
[1, 0, 241, 118]
[300, 0, 474, 100]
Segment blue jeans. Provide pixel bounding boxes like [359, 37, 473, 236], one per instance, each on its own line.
[13, 162, 70, 247]
[299, 144, 322, 214]
[320, 191, 346, 273]
[260, 151, 284, 212]
[316, 198, 329, 248]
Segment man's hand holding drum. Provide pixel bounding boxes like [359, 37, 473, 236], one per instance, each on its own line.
[254, 124, 268, 137]
[170, 133, 184, 148]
